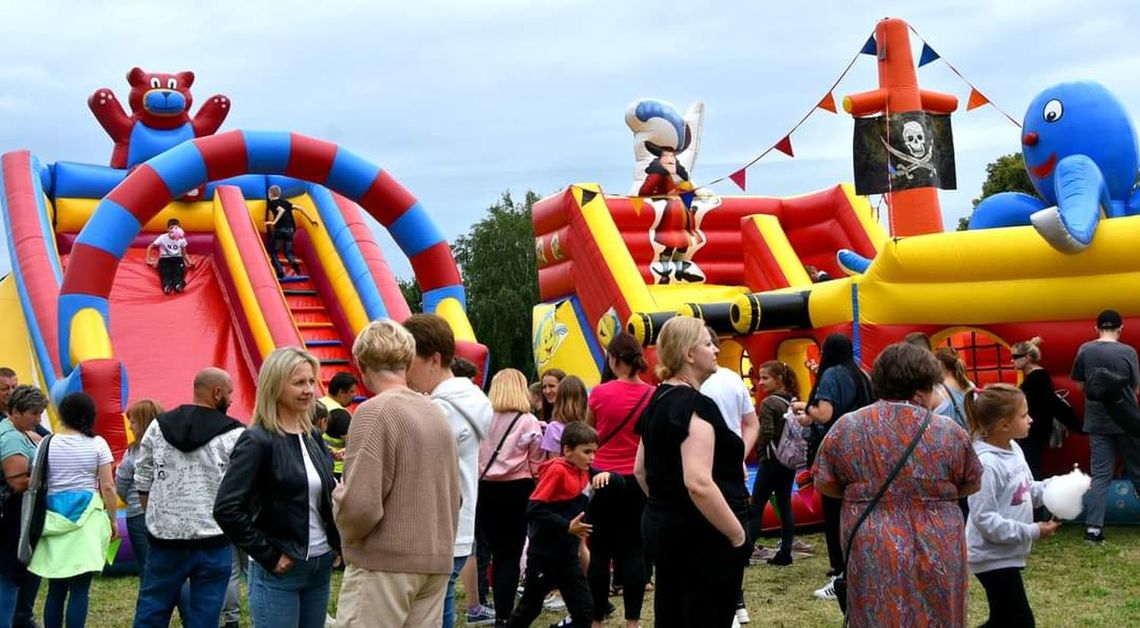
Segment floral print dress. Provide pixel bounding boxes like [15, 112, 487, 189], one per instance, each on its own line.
[813, 401, 983, 627]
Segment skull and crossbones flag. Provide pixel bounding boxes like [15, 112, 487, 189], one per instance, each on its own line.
[852, 111, 956, 195]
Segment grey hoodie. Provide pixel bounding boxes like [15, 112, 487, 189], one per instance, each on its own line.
[966, 440, 1047, 574]
[432, 376, 492, 557]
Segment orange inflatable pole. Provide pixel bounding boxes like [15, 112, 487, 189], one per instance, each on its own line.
[843, 17, 958, 236]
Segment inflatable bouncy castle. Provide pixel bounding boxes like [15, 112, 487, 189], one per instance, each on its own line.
[0, 67, 488, 460]
[533, 18, 1140, 530]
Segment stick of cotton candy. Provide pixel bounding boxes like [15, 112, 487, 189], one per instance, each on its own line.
[1043, 465, 1092, 520]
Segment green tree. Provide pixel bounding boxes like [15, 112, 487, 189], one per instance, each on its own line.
[972, 153, 1037, 208]
[451, 190, 541, 379]
[396, 278, 422, 314]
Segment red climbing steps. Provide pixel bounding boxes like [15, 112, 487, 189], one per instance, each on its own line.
[277, 260, 360, 390]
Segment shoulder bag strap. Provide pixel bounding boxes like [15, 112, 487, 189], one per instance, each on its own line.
[30, 433, 52, 489]
[480, 412, 524, 480]
[598, 387, 653, 449]
[840, 406, 933, 570]
[766, 395, 793, 455]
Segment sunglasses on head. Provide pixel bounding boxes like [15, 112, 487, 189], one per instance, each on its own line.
[1011, 353, 1027, 360]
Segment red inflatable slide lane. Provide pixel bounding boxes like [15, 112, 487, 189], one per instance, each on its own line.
[60, 249, 257, 422]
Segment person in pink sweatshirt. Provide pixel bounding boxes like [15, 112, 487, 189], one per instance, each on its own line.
[476, 368, 545, 623]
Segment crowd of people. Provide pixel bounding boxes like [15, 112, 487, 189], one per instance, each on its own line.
[0, 307, 1136, 627]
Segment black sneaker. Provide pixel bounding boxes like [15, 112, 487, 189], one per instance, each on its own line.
[1085, 529, 1105, 545]
[767, 552, 793, 566]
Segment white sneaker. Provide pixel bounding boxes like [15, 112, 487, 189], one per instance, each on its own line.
[731, 616, 741, 628]
[736, 607, 751, 624]
[543, 593, 566, 611]
[813, 576, 838, 601]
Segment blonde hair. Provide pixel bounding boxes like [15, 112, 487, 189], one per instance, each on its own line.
[552, 375, 588, 424]
[126, 399, 164, 450]
[965, 383, 1025, 438]
[353, 319, 416, 374]
[253, 347, 320, 435]
[489, 368, 531, 414]
[655, 316, 706, 380]
[1011, 336, 1043, 364]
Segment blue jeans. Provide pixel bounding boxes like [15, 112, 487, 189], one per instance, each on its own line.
[0, 572, 21, 628]
[443, 555, 469, 628]
[44, 573, 93, 628]
[132, 544, 231, 628]
[248, 552, 334, 628]
[126, 516, 191, 621]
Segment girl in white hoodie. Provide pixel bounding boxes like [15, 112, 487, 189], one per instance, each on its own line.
[965, 384, 1059, 628]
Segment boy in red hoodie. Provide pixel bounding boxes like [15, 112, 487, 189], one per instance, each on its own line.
[507, 422, 621, 628]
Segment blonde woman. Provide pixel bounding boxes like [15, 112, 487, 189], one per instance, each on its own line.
[634, 317, 750, 628]
[214, 348, 340, 628]
[476, 368, 545, 623]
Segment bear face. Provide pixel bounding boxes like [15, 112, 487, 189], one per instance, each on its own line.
[126, 67, 195, 128]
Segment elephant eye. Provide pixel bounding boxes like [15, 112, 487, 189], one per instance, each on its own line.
[1043, 99, 1063, 123]
[150, 78, 161, 89]
[167, 78, 178, 90]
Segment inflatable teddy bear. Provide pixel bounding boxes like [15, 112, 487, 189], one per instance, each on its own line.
[88, 67, 230, 170]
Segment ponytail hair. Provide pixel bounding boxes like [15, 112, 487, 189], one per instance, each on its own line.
[965, 383, 1024, 438]
[934, 347, 972, 390]
[759, 360, 799, 396]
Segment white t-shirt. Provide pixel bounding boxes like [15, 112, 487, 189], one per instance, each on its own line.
[700, 367, 756, 438]
[45, 434, 113, 494]
[297, 435, 330, 558]
[152, 234, 187, 258]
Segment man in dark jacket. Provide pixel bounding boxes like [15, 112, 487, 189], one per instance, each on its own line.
[132, 368, 244, 628]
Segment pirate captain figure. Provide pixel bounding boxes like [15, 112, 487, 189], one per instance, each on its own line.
[626, 98, 718, 285]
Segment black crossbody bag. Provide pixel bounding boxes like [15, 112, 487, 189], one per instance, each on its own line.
[835, 406, 933, 619]
[480, 412, 523, 480]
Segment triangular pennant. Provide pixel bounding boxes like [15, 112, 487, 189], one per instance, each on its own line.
[680, 191, 695, 209]
[630, 197, 644, 216]
[817, 92, 837, 114]
[918, 43, 940, 67]
[729, 168, 747, 191]
[774, 135, 794, 158]
[580, 189, 597, 206]
[860, 35, 877, 56]
[967, 87, 990, 111]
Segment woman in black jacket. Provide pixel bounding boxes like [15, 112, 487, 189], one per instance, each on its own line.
[214, 348, 340, 628]
[1011, 337, 1084, 479]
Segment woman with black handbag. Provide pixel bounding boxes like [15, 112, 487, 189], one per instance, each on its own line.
[475, 368, 545, 625]
[0, 385, 49, 627]
[812, 342, 983, 627]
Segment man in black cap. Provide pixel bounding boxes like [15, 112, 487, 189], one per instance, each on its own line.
[1071, 309, 1140, 544]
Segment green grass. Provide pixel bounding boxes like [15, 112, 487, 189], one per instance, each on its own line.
[42, 526, 1140, 626]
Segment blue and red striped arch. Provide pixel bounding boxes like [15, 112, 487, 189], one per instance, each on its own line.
[57, 130, 465, 374]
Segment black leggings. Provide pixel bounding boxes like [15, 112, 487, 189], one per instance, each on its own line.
[157, 257, 185, 291]
[642, 514, 743, 628]
[586, 474, 647, 621]
[748, 459, 795, 556]
[976, 567, 1035, 627]
[822, 493, 843, 573]
[475, 478, 533, 620]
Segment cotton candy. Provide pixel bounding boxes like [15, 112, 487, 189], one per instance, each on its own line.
[1043, 465, 1091, 520]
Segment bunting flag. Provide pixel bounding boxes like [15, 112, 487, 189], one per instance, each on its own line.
[579, 189, 597, 206]
[967, 88, 990, 111]
[680, 190, 695, 209]
[729, 168, 747, 191]
[818, 92, 837, 114]
[860, 35, 877, 56]
[918, 43, 940, 67]
[630, 196, 644, 216]
[774, 136, 794, 158]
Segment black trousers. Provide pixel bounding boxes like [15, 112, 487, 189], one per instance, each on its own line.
[748, 459, 795, 557]
[976, 567, 1035, 627]
[822, 493, 843, 573]
[157, 257, 185, 290]
[586, 474, 647, 621]
[475, 478, 534, 621]
[642, 517, 744, 628]
[508, 554, 592, 628]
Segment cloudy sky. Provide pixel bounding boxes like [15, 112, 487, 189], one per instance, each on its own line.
[1, 0, 1138, 279]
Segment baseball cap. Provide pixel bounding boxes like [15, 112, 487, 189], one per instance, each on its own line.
[1096, 309, 1123, 330]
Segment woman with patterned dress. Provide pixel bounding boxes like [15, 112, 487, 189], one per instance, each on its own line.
[812, 342, 983, 627]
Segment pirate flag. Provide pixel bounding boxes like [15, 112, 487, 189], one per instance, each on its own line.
[853, 111, 956, 195]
